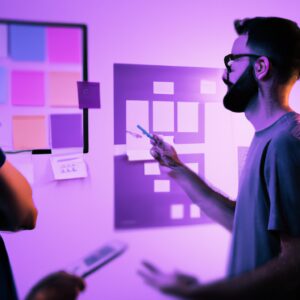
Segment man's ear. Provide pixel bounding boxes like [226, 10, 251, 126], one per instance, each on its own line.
[254, 56, 270, 80]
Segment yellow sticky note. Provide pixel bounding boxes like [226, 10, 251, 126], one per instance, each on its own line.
[13, 115, 48, 150]
[48, 72, 81, 107]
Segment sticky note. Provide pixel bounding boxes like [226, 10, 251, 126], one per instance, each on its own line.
[77, 81, 101, 109]
[153, 81, 174, 95]
[9, 24, 46, 61]
[153, 101, 174, 132]
[50, 114, 83, 148]
[12, 116, 48, 150]
[171, 204, 184, 219]
[154, 180, 170, 192]
[49, 72, 81, 107]
[47, 27, 82, 63]
[11, 71, 45, 106]
[126, 100, 150, 152]
[0, 68, 8, 104]
[177, 102, 199, 133]
[186, 163, 199, 174]
[144, 162, 160, 175]
[0, 25, 8, 57]
[200, 80, 217, 94]
[190, 204, 201, 218]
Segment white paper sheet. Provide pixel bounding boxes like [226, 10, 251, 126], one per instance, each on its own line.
[177, 102, 199, 133]
[153, 101, 174, 132]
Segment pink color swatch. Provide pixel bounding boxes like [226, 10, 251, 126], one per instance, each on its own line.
[48, 71, 81, 107]
[11, 70, 45, 106]
[12, 115, 48, 150]
[47, 27, 82, 63]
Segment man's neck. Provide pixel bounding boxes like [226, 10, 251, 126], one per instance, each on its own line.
[245, 90, 293, 132]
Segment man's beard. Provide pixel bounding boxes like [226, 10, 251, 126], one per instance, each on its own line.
[223, 65, 258, 113]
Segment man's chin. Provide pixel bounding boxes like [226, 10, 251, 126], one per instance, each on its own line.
[223, 95, 247, 113]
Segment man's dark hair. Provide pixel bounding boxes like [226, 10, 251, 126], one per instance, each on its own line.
[234, 17, 300, 83]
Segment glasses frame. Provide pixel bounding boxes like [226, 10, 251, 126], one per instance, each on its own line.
[224, 53, 261, 72]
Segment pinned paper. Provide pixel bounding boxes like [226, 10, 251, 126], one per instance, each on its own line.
[11, 71, 45, 106]
[171, 204, 184, 219]
[47, 27, 82, 63]
[49, 72, 81, 107]
[9, 24, 46, 61]
[126, 100, 150, 153]
[50, 153, 87, 180]
[153, 101, 174, 132]
[154, 180, 170, 192]
[77, 81, 101, 109]
[190, 204, 201, 218]
[144, 162, 160, 175]
[50, 114, 83, 148]
[12, 116, 48, 150]
[177, 102, 199, 133]
[0, 25, 8, 58]
[200, 80, 217, 95]
[153, 81, 174, 95]
[0, 68, 8, 104]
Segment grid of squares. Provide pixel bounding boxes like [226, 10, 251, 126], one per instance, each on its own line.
[114, 63, 226, 229]
[0, 21, 84, 152]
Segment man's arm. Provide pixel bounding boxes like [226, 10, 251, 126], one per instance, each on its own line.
[139, 233, 300, 299]
[150, 135, 235, 231]
[0, 159, 38, 231]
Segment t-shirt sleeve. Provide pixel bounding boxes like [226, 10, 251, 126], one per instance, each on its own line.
[264, 132, 300, 235]
[0, 148, 6, 168]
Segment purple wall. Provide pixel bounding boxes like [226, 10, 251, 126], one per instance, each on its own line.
[1, 0, 300, 299]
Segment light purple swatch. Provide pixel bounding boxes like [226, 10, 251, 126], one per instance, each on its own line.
[47, 27, 82, 63]
[50, 114, 83, 148]
[77, 81, 101, 109]
[11, 70, 45, 106]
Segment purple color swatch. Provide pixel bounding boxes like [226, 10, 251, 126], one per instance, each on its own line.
[77, 81, 101, 109]
[11, 70, 45, 106]
[9, 24, 46, 61]
[47, 27, 82, 63]
[0, 67, 8, 104]
[50, 114, 83, 148]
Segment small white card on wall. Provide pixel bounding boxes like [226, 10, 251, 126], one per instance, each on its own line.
[50, 153, 88, 180]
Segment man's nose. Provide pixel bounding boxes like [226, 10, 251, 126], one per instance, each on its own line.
[222, 69, 229, 83]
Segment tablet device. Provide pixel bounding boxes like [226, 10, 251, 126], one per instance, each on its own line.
[66, 240, 127, 278]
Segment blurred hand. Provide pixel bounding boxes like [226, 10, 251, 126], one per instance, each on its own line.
[138, 261, 199, 297]
[150, 135, 182, 169]
[25, 271, 86, 300]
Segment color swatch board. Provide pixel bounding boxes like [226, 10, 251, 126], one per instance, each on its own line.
[113, 63, 245, 230]
[0, 20, 88, 153]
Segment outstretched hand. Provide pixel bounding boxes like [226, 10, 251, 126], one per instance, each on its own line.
[150, 135, 182, 169]
[138, 261, 199, 297]
[25, 271, 86, 300]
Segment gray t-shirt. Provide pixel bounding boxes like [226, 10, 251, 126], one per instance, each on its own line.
[228, 111, 300, 277]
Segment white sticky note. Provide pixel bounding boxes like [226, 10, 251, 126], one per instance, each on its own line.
[162, 135, 175, 146]
[190, 204, 201, 218]
[186, 163, 199, 174]
[200, 80, 217, 94]
[153, 101, 174, 132]
[153, 81, 174, 95]
[177, 102, 199, 133]
[50, 153, 88, 180]
[171, 204, 184, 219]
[144, 162, 160, 175]
[126, 100, 150, 152]
[0, 25, 7, 58]
[154, 180, 170, 192]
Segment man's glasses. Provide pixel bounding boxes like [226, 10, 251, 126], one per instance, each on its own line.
[224, 53, 261, 71]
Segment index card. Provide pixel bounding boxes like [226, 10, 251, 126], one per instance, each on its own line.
[154, 180, 170, 192]
[153, 81, 174, 95]
[171, 204, 184, 219]
[153, 101, 174, 132]
[200, 80, 217, 95]
[177, 102, 199, 133]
